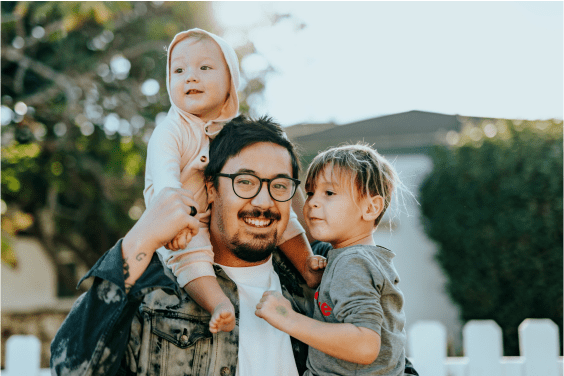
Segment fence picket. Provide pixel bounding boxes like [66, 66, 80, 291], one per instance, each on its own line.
[5, 335, 41, 376]
[464, 320, 503, 376]
[519, 319, 560, 376]
[408, 320, 447, 376]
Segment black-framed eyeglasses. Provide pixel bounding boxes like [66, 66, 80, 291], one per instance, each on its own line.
[216, 173, 301, 202]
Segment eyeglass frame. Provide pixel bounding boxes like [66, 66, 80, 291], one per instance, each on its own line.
[215, 172, 301, 202]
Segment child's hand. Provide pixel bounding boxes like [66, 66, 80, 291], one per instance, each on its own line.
[303, 255, 327, 288]
[165, 227, 194, 251]
[255, 290, 295, 332]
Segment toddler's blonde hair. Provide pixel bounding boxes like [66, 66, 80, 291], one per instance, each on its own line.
[305, 142, 402, 227]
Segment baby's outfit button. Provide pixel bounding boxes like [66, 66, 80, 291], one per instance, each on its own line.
[220, 367, 231, 376]
[200, 156, 207, 163]
[180, 334, 189, 346]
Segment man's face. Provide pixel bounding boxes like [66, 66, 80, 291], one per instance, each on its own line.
[169, 37, 231, 122]
[207, 142, 293, 266]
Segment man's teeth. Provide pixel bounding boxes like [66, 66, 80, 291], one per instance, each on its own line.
[243, 218, 272, 227]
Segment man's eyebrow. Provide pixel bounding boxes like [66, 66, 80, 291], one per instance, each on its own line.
[234, 168, 292, 179]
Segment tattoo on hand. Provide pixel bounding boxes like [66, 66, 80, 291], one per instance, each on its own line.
[276, 306, 288, 317]
[135, 252, 146, 261]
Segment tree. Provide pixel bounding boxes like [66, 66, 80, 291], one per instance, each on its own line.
[0, 1, 274, 295]
[419, 118, 563, 355]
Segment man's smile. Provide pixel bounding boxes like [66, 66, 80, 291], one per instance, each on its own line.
[242, 217, 273, 228]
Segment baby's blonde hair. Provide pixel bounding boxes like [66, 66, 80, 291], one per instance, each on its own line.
[305, 142, 401, 227]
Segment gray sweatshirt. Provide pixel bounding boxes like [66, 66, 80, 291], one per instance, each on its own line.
[305, 245, 406, 376]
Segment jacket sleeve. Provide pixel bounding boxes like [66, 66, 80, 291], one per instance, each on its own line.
[50, 239, 179, 375]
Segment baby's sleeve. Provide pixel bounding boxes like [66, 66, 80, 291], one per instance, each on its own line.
[277, 207, 305, 245]
[329, 254, 385, 335]
[144, 123, 183, 207]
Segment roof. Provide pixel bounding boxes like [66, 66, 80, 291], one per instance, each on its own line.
[289, 110, 474, 159]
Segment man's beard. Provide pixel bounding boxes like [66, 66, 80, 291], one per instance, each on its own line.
[228, 207, 281, 262]
[230, 231, 278, 263]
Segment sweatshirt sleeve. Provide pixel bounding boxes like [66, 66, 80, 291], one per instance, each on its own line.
[144, 122, 184, 207]
[328, 253, 385, 335]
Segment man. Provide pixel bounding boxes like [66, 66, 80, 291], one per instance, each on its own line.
[50, 115, 313, 376]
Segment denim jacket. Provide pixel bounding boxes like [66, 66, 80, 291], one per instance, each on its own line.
[50, 239, 314, 376]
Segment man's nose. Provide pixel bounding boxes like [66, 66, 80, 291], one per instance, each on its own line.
[251, 182, 274, 208]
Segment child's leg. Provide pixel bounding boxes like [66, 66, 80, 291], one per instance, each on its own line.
[157, 226, 235, 333]
[183, 276, 235, 333]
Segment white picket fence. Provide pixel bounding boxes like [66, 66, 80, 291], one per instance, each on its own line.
[409, 319, 563, 376]
[3, 319, 562, 376]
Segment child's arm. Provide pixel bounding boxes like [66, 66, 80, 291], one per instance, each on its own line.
[255, 290, 381, 365]
[279, 234, 326, 288]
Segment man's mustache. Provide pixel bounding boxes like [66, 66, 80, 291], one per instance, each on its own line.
[238, 208, 281, 221]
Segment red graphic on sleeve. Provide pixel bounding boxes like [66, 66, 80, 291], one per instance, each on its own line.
[320, 302, 332, 316]
[314, 290, 332, 316]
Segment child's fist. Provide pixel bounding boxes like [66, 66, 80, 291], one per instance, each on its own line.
[165, 227, 194, 251]
[302, 255, 327, 288]
[255, 290, 294, 331]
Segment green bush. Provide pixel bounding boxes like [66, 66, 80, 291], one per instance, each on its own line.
[420, 119, 563, 356]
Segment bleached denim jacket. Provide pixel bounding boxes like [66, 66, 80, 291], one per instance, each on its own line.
[50, 239, 314, 376]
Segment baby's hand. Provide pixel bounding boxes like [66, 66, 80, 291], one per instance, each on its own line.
[164, 227, 193, 251]
[255, 290, 295, 332]
[303, 255, 327, 288]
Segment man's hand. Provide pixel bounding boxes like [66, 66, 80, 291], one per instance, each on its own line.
[122, 188, 200, 291]
[255, 290, 296, 332]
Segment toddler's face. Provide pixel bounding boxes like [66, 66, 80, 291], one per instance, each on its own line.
[303, 166, 365, 248]
[170, 37, 231, 122]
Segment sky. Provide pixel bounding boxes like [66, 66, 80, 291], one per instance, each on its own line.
[212, 1, 563, 127]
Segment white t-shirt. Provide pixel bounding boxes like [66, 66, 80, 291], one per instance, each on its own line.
[219, 256, 299, 376]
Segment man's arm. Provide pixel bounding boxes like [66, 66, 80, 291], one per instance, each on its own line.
[255, 291, 381, 365]
[121, 187, 200, 292]
[50, 188, 200, 375]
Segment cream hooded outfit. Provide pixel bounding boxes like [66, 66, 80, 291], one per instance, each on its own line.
[144, 29, 304, 288]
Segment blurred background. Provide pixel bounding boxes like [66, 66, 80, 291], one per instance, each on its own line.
[1, 1, 562, 369]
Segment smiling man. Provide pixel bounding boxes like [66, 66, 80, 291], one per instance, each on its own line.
[50, 115, 312, 376]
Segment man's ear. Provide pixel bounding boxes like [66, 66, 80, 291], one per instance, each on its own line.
[205, 179, 216, 205]
[362, 195, 384, 222]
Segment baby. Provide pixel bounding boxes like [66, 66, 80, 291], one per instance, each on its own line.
[256, 143, 409, 375]
[144, 29, 324, 333]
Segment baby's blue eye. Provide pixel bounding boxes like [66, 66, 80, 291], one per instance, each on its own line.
[174, 68, 183, 73]
[200, 65, 211, 70]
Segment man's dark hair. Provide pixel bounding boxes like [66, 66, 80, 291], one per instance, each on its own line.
[204, 115, 301, 184]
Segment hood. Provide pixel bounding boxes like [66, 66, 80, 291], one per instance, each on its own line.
[165, 28, 240, 135]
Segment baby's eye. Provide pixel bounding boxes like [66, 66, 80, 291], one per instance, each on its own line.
[174, 68, 183, 73]
[200, 65, 211, 70]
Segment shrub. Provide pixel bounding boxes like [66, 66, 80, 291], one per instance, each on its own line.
[420, 119, 563, 355]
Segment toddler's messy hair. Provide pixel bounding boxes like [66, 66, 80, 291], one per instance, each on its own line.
[305, 142, 405, 227]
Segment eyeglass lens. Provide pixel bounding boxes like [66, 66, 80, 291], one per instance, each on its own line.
[233, 174, 295, 201]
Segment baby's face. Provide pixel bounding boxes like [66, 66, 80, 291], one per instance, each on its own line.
[170, 37, 231, 122]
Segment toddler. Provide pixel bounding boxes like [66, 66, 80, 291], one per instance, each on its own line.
[256, 143, 408, 375]
[144, 28, 324, 333]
